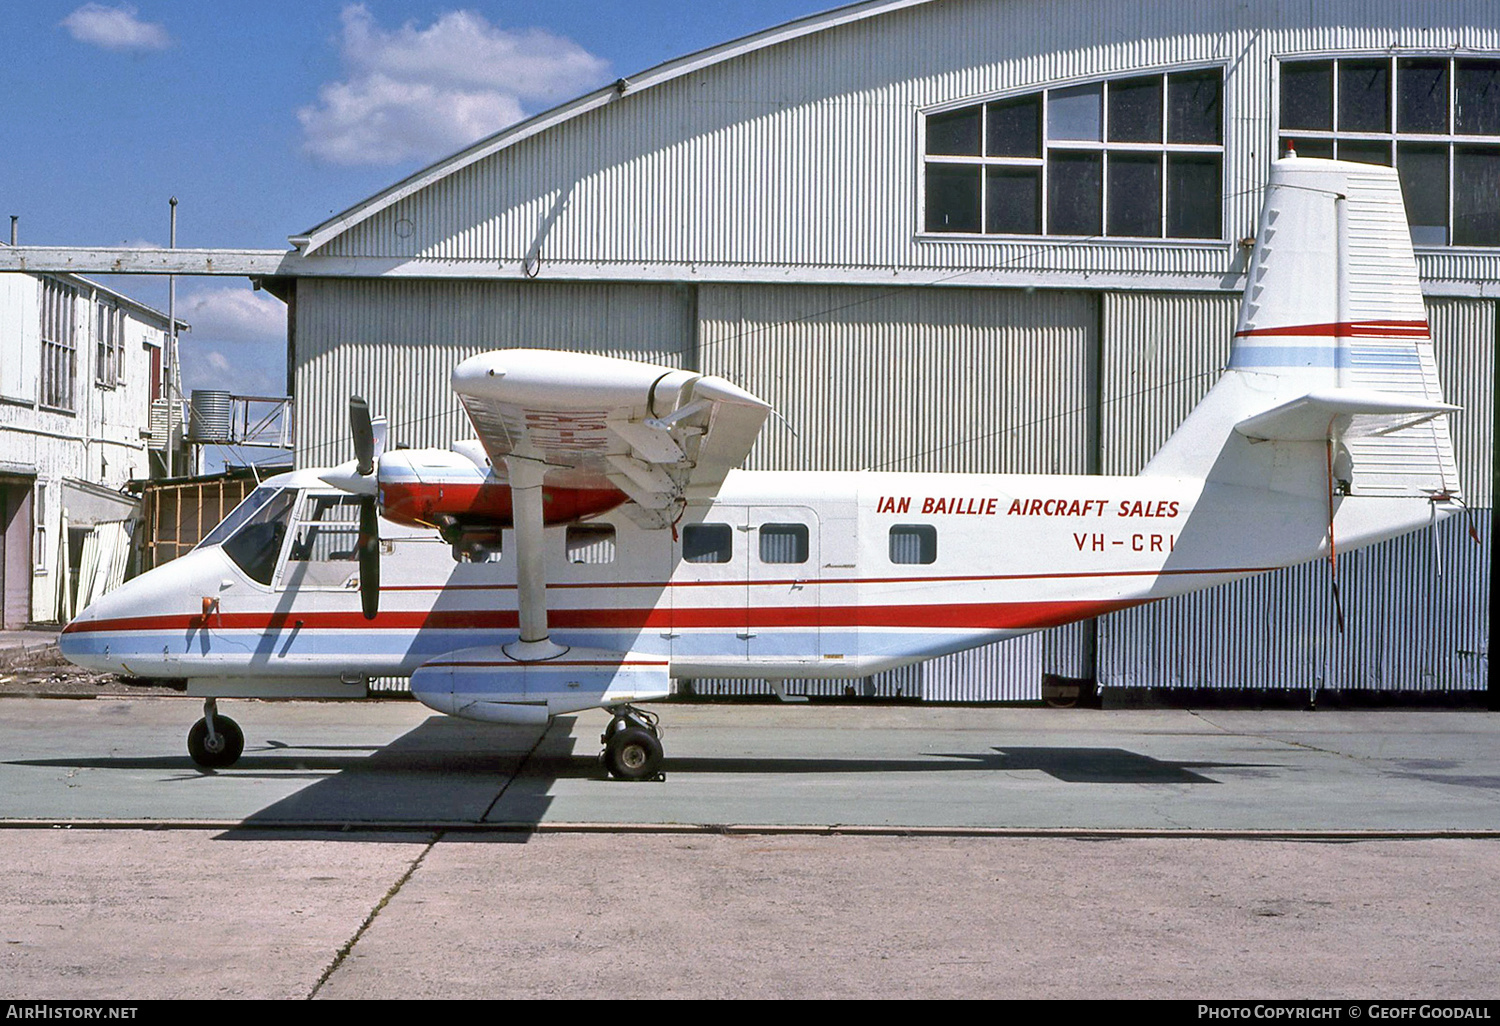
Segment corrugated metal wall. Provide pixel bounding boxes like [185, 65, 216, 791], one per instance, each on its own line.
[698, 284, 1095, 474]
[299, 280, 1490, 698]
[1096, 295, 1493, 692]
[294, 279, 695, 464]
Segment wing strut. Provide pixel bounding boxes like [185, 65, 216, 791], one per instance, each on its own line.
[503, 456, 567, 661]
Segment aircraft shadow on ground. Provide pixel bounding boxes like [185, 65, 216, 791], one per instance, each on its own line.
[5, 717, 1278, 842]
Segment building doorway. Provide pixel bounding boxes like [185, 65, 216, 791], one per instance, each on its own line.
[0, 476, 34, 628]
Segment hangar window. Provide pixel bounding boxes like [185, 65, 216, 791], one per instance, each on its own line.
[923, 69, 1223, 240]
[1278, 55, 1500, 246]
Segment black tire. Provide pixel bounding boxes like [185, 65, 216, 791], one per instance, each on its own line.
[604, 726, 663, 781]
[187, 716, 244, 768]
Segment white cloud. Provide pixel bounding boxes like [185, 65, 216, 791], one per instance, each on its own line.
[180, 285, 286, 346]
[298, 4, 609, 166]
[60, 4, 171, 52]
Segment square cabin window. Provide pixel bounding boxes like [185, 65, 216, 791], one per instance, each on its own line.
[889, 524, 937, 565]
[683, 522, 732, 564]
[566, 524, 616, 564]
[759, 523, 809, 564]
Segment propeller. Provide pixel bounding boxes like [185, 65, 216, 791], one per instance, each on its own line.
[349, 396, 384, 621]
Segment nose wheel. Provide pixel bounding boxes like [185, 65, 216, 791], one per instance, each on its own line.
[187, 699, 244, 769]
[601, 706, 664, 782]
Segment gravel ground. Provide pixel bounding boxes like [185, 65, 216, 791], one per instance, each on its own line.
[0, 642, 184, 698]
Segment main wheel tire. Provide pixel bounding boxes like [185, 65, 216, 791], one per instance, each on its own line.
[604, 726, 663, 781]
[187, 716, 245, 768]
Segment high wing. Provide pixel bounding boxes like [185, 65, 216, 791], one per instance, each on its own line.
[451, 349, 772, 524]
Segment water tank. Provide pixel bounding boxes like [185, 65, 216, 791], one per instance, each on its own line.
[188, 390, 234, 443]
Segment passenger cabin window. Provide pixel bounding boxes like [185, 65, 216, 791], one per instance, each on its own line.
[1278, 55, 1500, 245]
[759, 523, 809, 564]
[889, 524, 937, 565]
[220, 490, 295, 585]
[567, 524, 616, 564]
[683, 523, 732, 563]
[283, 494, 362, 588]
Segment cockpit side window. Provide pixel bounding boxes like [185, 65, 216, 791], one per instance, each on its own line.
[281, 493, 364, 589]
[220, 490, 296, 585]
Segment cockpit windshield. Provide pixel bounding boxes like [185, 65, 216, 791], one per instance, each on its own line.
[198, 487, 297, 585]
[198, 487, 280, 550]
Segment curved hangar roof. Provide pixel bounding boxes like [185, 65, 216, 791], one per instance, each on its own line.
[290, 0, 931, 256]
[285, 0, 1500, 293]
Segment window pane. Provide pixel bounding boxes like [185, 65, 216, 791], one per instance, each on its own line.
[1281, 61, 1334, 132]
[1338, 59, 1390, 132]
[1108, 76, 1163, 143]
[987, 95, 1040, 157]
[986, 166, 1041, 234]
[1048, 83, 1102, 141]
[1337, 139, 1392, 166]
[1454, 146, 1500, 246]
[566, 524, 616, 564]
[683, 523, 732, 564]
[1166, 154, 1221, 239]
[1168, 70, 1222, 144]
[1047, 150, 1102, 235]
[759, 524, 808, 564]
[1397, 143, 1449, 245]
[889, 525, 936, 565]
[924, 164, 981, 233]
[1398, 58, 1449, 134]
[1456, 59, 1500, 136]
[221, 490, 295, 586]
[1107, 153, 1162, 237]
[1290, 138, 1335, 160]
[926, 107, 981, 156]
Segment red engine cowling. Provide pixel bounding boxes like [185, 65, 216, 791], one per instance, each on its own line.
[376, 449, 627, 534]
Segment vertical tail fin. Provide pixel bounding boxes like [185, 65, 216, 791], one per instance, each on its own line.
[1145, 157, 1461, 501]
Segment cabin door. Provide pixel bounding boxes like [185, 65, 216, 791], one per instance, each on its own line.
[746, 506, 820, 663]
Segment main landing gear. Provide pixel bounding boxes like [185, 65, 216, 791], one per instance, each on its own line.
[601, 706, 665, 782]
[187, 698, 244, 769]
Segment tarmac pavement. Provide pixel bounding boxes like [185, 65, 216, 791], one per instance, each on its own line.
[1, 696, 1497, 999]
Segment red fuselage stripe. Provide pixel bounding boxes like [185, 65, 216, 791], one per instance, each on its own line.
[1234, 320, 1429, 339]
[67, 598, 1147, 635]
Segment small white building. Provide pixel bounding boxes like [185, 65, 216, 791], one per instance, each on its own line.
[0, 270, 176, 626]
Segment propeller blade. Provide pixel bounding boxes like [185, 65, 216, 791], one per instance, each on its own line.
[358, 496, 380, 621]
[351, 396, 375, 477]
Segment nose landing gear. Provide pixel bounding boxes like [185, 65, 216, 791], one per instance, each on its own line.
[187, 699, 244, 769]
[601, 705, 665, 782]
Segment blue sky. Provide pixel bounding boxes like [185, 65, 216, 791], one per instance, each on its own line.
[0, 1, 836, 404]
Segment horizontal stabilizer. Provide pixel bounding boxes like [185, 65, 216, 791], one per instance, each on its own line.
[1233, 389, 1459, 443]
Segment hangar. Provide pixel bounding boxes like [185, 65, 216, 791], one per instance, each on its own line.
[14, 0, 1494, 700]
[259, 0, 1497, 701]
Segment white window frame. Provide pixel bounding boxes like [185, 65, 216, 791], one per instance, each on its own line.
[918, 63, 1227, 242]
